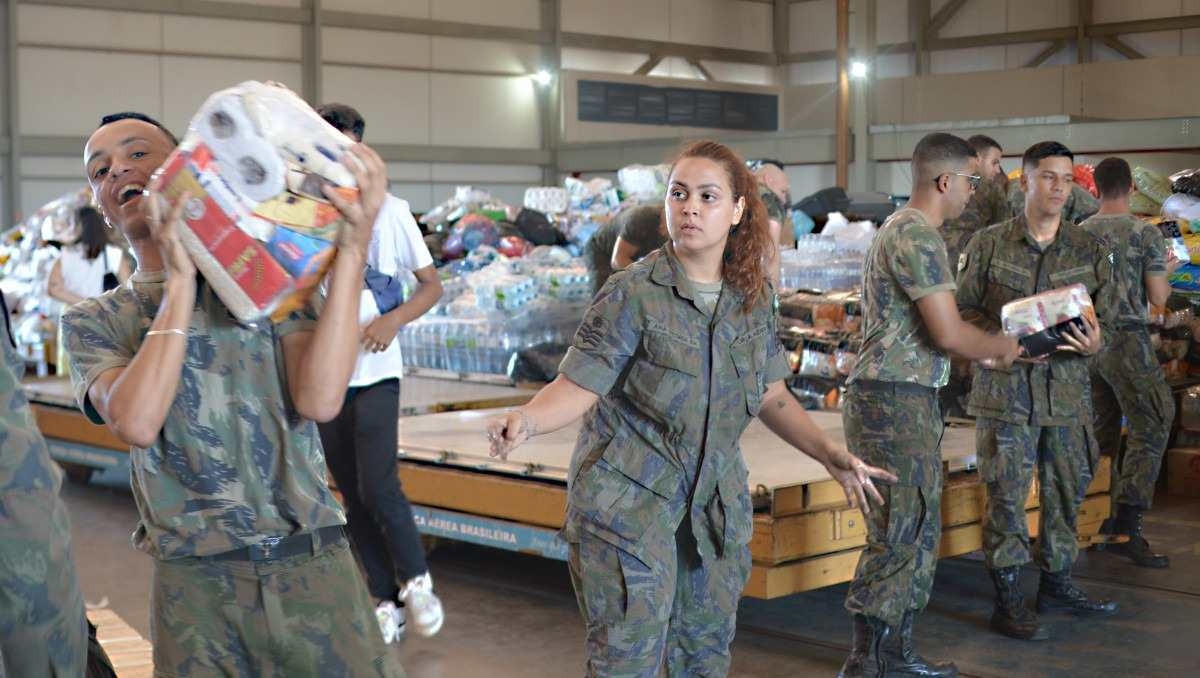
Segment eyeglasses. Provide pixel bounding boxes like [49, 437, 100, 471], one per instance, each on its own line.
[936, 172, 982, 190]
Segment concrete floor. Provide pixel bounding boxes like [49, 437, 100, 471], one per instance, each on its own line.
[64, 466, 1200, 677]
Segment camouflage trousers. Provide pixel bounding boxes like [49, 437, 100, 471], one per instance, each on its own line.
[0, 488, 87, 678]
[842, 382, 944, 627]
[1092, 329, 1175, 510]
[977, 418, 1098, 572]
[567, 517, 750, 678]
[150, 536, 404, 678]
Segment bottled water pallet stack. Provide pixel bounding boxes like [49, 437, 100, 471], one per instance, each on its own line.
[400, 252, 593, 380]
[779, 235, 864, 293]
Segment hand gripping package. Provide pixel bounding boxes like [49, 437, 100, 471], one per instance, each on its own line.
[1000, 284, 1096, 358]
[149, 81, 359, 322]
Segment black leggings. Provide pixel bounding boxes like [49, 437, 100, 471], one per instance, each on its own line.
[318, 378, 428, 601]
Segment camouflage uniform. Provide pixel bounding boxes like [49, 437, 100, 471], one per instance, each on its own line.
[843, 208, 954, 626]
[956, 215, 1115, 572]
[1081, 214, 1174, 510]
[0, 295, 87, 677]
[939, 179, 1011, 418]
[1007, 182, 1100, 226]
[759, 184, 795, 249]
[62, 272, 402, 677]
[940, 179, 1010, 272]
[558, 245, 791, 677]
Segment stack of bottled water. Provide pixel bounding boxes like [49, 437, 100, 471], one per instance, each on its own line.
[399, 254, 593, 375]
[779, 235, 865, 292]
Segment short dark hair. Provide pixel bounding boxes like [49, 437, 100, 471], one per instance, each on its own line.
[1094, 157, 1133, 200]
[98, 112, 178, 146]
[316, 103, 365, 141]
[1022, 140, 1073, 172]
[967, 134, 1002, 155]
[911, 132, 974, 182]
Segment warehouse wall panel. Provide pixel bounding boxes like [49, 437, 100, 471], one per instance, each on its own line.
[561, 0, 670, 42]
[1092, 0, 1183, 23]
[21, 179, 82, 217]
[162, 16, 301, 61]
[161, 57, 303, 134]
[784, 83, 837, 130]
[875, 0, 911, 47]
[322, 28, 432, 69]
[431, 163, 543, 184]
[219, 0, 303, 7]
[17, 5, 162, 51]
[432, 37, 541, 75]
[22, 156, 83, 178]
[790, 0, 836, 53]
[648, 57, 704, 80]
[433, 0, 541, 31]
[430, 75, 540, 149]
[1004, 0, 1073, 33]
[788, 60, 836, 86]
[1071, 56, 1200, 120]
[669, 0, 773, 53]
[321, 65, 431, 145]
[19, 47, 162, 136]
[432, 183, 526, 210]
[386, 162, 434, 182]
[561, 48, 654, 75]
[322, 0, 430, 18]
[703, 61, 777, 86]
[389, 183, 434, 213]
[930, 46, 1006, 75]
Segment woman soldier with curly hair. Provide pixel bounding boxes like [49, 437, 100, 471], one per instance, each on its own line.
[487, 140, 895, 676]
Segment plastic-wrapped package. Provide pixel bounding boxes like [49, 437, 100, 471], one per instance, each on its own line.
[149, 81, 359, 322]
[1154, 219, 1193, 263]
[1133, 167, 1173, 205]
[1171, 263, 1200, 292]
[1074, 164, 1098, 198]
[523, 187, 568, 215]
[1162, 193, 1200, 224]
[617, 164, 670, 202]
[1130, 191, 1163, 216]
[1170, 169, 1200, 198]
[1000, 284, 1096, 358]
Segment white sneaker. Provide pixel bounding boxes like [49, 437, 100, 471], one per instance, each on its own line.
[374, 600, 403, 644]
[400, 573, 444, 638]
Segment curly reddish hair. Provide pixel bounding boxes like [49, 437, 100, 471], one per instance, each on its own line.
[669, 140, 772, 312]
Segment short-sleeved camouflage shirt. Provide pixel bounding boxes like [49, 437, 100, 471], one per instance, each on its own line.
[851, 208, 956, 388]
[61, 271, 345, 560]
[940, 178, 1009, 271]
[1, 294, 62, 495]
[1079, 213, 1168, 326]
[558, 246, 791, 564]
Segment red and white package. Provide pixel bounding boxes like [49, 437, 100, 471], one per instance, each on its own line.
[149, 81, 359, 323]
[1001, 284, 1097, 357]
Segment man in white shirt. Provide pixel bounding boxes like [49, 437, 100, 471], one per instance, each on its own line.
[316, 103, 445, 644]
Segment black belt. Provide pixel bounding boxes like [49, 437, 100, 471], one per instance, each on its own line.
[849, 379, 938, 396]
[205, 525, 345, 562]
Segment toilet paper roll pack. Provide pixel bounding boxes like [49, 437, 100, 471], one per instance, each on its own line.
[149, 81, 360, 323]
[1000, 283, 1097, 358]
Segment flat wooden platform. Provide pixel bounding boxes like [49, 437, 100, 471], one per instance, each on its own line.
[88, 608, 153, 678]
[22, 375, 534, 419]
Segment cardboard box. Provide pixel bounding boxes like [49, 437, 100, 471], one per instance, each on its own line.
[1167, 448, 1200, 497]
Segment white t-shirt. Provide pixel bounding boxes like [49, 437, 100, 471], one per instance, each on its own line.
[59, 244, 124, 300]
[349, 195, 434, 388]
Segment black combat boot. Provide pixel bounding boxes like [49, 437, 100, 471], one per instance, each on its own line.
[839, 615, 892, 677]
[1036, 569, 1119, 616]
[876, 611, 958, 677]
[1095, 503, 1170, 568]
[988, 567, 1049, 640]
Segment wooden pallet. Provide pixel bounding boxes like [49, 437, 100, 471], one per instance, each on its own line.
[87, 608, 153, 678]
